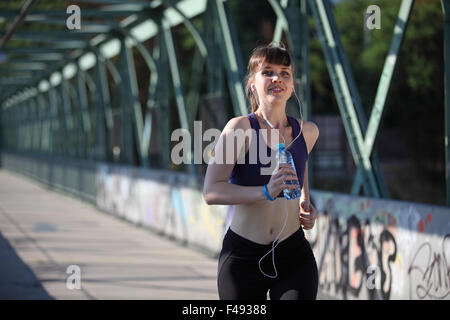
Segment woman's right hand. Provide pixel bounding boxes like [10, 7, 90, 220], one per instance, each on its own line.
[266, 164, 298, 199]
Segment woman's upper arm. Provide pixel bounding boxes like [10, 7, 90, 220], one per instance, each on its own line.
[203, 116, 251, 193]
[299, 120, 319, 154]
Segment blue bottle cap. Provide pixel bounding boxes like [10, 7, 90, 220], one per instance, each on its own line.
[277, 143, 285, 150]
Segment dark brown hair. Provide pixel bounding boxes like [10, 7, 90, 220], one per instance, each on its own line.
[245, 42, 295, 113]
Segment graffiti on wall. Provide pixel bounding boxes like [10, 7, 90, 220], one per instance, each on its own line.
[306, 192, 450, 300]
[96, 166, 450, 300]
[307, 198, 398, 300]
[96, 165, 229, 254]
[408, 234, 450, 299]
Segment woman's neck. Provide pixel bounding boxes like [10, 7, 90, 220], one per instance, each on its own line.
[255, 107, 288, 129]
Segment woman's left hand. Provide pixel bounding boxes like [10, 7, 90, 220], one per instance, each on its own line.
[299, 200, 318, 230]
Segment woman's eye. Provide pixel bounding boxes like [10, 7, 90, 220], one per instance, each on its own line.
[262, 70, 290, 77]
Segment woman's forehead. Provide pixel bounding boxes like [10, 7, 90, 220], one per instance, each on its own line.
[258, 61, 292, 70]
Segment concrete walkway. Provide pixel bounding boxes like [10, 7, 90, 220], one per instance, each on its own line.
[0, 169, 218, 300]
[0, 169, 334, 300]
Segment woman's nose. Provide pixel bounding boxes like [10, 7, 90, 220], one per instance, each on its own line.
[271, 74, 281, 82]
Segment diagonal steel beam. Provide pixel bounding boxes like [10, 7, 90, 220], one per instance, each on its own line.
[161, 0, 208, 57]
[355, 0, 414, 196]
[211, 0, 247, 116]
[162, 17, 195, 173]
[114, 26, 157, 162]
[308, 0, 391, 198]
[75, 67, 91, 158]
[271, 0, 289, 43]
[0, 0, 39, 52]
[116, 36, 141, 165]
[309, 0, 376, 196]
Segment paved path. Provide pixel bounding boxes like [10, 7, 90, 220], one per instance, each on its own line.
[0, 169, 218, 299]
[0, 169, 334, 300]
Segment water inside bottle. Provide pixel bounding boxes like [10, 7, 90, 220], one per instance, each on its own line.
[278, 143, 302, 200]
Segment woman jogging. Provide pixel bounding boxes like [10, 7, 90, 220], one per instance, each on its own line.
[203, 43, 319, 300]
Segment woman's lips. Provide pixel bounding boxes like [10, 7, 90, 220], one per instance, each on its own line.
[268, 86, 284, 93]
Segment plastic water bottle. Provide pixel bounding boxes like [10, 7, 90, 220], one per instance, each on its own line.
[277, 143, 301, 200]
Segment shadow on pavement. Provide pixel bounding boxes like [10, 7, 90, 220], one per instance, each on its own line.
[0, 232, 54, 300]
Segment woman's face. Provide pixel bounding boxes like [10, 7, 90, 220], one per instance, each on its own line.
[252, 61, 294, 107]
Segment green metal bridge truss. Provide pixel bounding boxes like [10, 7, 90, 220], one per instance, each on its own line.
[0, 0, 448, 204]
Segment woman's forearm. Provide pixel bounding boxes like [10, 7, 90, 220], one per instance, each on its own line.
[203, 181, 266, 205]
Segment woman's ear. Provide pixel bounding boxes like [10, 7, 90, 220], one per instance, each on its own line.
[247, 79, 254, 91]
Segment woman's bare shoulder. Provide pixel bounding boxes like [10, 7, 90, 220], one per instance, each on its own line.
[223, 115, 252, 131]
[300, 120, 319, 138]
[297, 119, 319, 154]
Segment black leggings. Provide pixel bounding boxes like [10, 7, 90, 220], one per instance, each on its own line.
[217, 227, 318, 300]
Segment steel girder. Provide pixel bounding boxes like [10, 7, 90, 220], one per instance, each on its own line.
[0, 0, 447, 204]
[306, 0, 416, 198]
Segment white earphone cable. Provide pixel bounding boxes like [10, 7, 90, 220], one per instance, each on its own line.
[257, 89, 305, 278]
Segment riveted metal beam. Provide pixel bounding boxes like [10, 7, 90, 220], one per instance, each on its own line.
[353, 0, 415, 197]
[154, 27, 171, 169]
[308, 0, 388, 198]
[211, 0, 247, 116]
[162, 17, 196, 173]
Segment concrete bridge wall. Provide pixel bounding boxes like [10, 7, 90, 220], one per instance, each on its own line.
[2, 152, 449, 300]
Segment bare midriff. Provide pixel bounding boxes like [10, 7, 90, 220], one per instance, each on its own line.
[230, 198, 301, 245]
